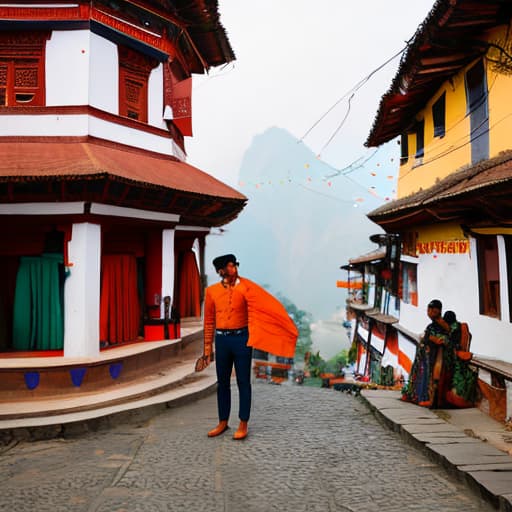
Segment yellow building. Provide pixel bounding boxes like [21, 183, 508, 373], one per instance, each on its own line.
[346, 0, 512, 422]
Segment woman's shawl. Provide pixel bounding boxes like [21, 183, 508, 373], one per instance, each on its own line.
[239, 278, 298, 358]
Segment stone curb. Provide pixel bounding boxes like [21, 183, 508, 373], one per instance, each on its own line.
[0, 380, 217, 445]
[359, 391, 512, 512]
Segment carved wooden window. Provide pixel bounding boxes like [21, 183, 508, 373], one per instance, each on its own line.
[118, 45, 158, 123]
[401, 231, 418, 257]
[0, 32, 48, 107]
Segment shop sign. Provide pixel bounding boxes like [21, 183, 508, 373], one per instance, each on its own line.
[416, 240, 469, 254]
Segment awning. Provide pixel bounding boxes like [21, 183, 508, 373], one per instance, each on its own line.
[349, 248, 387, 265]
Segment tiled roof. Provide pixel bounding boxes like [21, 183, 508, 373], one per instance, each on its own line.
[349, 247, 387, 265]
[0, 138, 247, 226]
[172, 0, 235, 71]
[0, 138, 245, 201]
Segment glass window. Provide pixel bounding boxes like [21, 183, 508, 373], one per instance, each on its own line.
[465, 60, 487, 113]
[400, 133, 408, 165]
[476, 236, 500, 318]
[432, 92, 446, 137]
[465, 59, 489, 164]
[400, 262, 418, 306]
[415, 120, 424, 159]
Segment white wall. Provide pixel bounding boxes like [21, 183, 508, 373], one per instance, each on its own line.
[161, 229, 175, 318]
[88, 116, 174, 155]
[398, 237, 512, 363]
[0, 114, 88, 136]
[46, 30, 89, 106]
[64, 223, 101, 358]
[148, 63, 166, 129]
[89, 32, 118, 114]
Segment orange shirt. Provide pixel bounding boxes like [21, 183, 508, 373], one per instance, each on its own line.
[203, 280, 248, 356]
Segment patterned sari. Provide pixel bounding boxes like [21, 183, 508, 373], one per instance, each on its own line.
[402, 322, 448, 408]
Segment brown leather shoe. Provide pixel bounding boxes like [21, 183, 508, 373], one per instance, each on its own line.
[233, 420, 248, 440]
[207, 420, 229, 437]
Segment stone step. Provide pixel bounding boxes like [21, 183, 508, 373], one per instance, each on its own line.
[0, 363, 217, 440]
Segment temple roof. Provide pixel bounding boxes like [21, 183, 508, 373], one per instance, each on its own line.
[114, 0, 236, 72]
[171, 0, 235, 69]
[0, 138, 246, 226]
[366, 0, 512, 147]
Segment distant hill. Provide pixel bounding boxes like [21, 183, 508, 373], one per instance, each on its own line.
[205, 126, 385, 321]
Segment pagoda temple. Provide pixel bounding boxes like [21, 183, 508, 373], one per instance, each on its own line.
[0, 0, 246, 364]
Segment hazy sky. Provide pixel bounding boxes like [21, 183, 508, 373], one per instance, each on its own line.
[186, 1, 435, 193]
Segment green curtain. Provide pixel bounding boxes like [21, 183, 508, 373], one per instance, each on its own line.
[12, 253, 65, 350]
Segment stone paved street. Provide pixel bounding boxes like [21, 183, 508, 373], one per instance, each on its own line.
[0, 381, 496, 512]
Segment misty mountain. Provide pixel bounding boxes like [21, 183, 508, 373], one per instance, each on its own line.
[205, 126, 384, 321]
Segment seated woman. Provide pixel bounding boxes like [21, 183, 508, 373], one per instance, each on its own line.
[402, 300, 450, 408]
[443, 311, 476, 408]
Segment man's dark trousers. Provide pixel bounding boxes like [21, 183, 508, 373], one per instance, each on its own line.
[215, 328, 252, 422]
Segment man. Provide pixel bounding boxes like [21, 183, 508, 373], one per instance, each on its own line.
[195, 254, 298, 440]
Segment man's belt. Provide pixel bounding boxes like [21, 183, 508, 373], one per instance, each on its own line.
[215, 327, 249, 336]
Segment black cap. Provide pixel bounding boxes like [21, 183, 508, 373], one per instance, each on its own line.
[428, 299, 442, 310]
[212, 254, 238, 272]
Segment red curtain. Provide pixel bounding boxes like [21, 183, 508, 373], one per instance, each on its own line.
[0, 256, 19, 350]
[177, 251, 201, 318]
[100, 254, 140, 344]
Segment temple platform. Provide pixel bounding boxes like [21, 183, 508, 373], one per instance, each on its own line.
[0, 320, 216, 441]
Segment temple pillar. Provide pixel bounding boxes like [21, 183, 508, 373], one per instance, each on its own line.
[161, 228, 175, 318]
[64, 222, 101, 357]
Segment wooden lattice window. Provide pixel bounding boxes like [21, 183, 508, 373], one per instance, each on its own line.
[401, 231, 418, 257]
[0, 31, 48, 106]
[118, 45, 158, 123]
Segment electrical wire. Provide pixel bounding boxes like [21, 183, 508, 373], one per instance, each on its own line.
[317, 93, 355, 156]
[295, 183, 366, 204]
[299, 43, 411, 144]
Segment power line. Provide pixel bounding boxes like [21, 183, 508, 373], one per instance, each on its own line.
[299, 43, 410, 144]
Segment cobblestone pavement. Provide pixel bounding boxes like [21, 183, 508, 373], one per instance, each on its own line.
[0, 381, 496, 512]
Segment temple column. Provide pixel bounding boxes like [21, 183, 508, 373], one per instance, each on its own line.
[161, 228, 175, 318]
[64, 222, 101, 357]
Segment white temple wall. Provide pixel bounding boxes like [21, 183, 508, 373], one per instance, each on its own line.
[64, 223, 101, 358]
[46, 30, 90, 106]
[0, 114, 88, 136]
[89, 32, 118, 114]
[88, 116, 174, 155]
[148, 64, 166, 130]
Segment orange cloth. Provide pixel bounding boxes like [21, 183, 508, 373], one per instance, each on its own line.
[203, 277, 298, 358]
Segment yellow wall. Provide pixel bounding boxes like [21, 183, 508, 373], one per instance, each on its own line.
[397, 24, 512, 198]
[487, 26, 512, 156]
[397, 71, 471, 197]
[415, 223, 465, 242]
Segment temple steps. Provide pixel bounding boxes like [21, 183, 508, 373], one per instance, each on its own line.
[0, 322, 216, 441]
